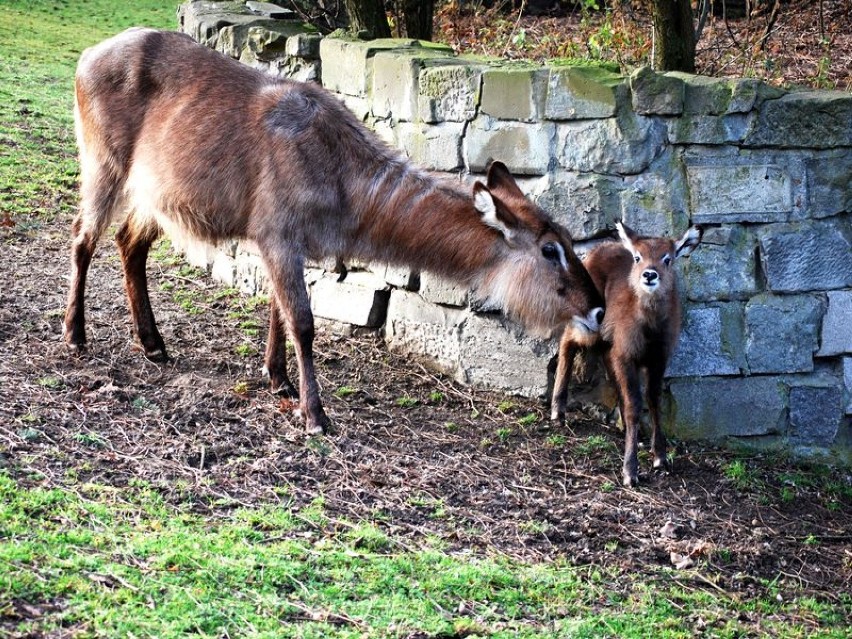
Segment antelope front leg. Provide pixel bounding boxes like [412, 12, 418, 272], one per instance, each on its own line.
[611, 361, 642, 487]
[264, 253, 331, 435]
[263, 294, 297, 397]
[550, 332, 577, 422]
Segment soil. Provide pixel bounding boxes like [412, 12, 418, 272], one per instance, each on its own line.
[1, 207, 850, 625]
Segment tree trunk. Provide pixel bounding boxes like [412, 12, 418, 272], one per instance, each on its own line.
[652, 0, 696, 72]
[343, 0, 391, 38]
[402, 0, 434, 41]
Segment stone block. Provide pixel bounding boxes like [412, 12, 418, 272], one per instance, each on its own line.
[465, 117, 554, 175]
[844, 358, 852, 414]
[480, 67, 548, 121]
[371, 50, 456, 121]
[556, 112, 666, 175]
[310, 273, 390, 327]
[396, 122, 464, 171]
[618, 151, 689, 237]
[789, 384, 843, 445]
[667, 304, 746, 377]
[211, 253, 237, 287]
[666, 73, 738, 115]
[319, 37, 419, 97]
[532, 171, 622, 241]
[418, 64, 483, 123]
[382, 265, 419, 290]
[630, 66, 684, 115]
[758, 220, 852, 293]
[806, 153, 852, 218]
[545, 65, 626, 120]
[667, 113, 752, 145]
[178, 1, 258, 48]
[667, 376, 787, 439]
[458, 314, 554, 397]
[817, 291, 852, 356]
[682, 225, 759, 302]
[744, 91, 852, 148]
[235, 251, 268, 296]
[686, 164, 793, 224]
[219, 21, 310, 62]
[245, 1, 295, 18]
[745, 293, 825, 374]
[286, 32, 322, 58]
[385, 289, 466, 375]
[419, 272, 468, 307]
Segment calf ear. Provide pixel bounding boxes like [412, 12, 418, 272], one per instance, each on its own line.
[675, 226, 702, 259]
[473, 183, 515, 242]
[615, 220, 638, 255]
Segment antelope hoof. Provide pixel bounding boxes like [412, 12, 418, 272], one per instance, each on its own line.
[142, 346, 169, 362]
[294, 405, 332, 435]
[622, 472, 639, 488]
[653, 456, 672, 473]
[550, 407, 565, 423]
[65, 340, 87, 355]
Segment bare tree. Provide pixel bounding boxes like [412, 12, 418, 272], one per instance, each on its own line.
[342, 0, 391, 37]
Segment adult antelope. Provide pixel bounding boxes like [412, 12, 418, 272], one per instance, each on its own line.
[551, 221, 701, 487]
[64, 28, 604, 434]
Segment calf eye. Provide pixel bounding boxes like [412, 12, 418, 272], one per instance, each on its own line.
[633, 254, 641, 264]
[662, 255, 672, 266]
[541, 242, 560, 262]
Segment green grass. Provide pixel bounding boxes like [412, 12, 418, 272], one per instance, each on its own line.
[2, 473, 849, 638]
[0, 0, 174, 224]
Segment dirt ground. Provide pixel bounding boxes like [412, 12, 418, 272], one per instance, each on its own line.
[1, 208, 850, 618]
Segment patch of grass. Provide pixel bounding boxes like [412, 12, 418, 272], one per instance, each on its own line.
[575, 434, 614, 456]
[36, 375, 63, 389]
[495, 427, 512, 443]
[395, 396, 418, 408]
[723, 459, 762, 492]
[334, 386, 357, 399]
[234, 343, 258, 357]
[517, 413, 538, 426]
[497, 399, 515, 413]
[3, 472, 848, 638]
[546, 434, 567, 448]
[428, 391, 445, 403]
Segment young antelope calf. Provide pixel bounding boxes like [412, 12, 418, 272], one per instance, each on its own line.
[551, 221, 702, 487]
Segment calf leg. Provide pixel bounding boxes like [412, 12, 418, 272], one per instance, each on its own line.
[262, 251, 330, 434]
[115, 218, 167, 360]
[263, 294, 297, 396]
[550, 330, 578, 422]
[609, 357, 643, 487]
[645, 362, 670, 472]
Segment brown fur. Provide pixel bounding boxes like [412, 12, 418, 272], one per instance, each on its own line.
[551, 222, 701, 486]
[63, 28, 604, 434]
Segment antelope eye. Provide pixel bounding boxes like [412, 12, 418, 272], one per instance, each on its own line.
[541, 242, 560, 262]
[662, 255, 672, 266]
[633, 254, 641, 264]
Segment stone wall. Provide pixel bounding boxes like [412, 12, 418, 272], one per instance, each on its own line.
[178, 1, 852, 458]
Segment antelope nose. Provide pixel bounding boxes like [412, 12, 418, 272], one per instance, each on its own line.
[643, 270, 658, 284]
[594, 308, 605, 325]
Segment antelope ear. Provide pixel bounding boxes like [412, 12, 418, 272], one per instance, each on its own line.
[675, 225, 702, 259]
[485, 160, 525, 199]
[615, 220, 638, 255]
[473, 183, 515, 242]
